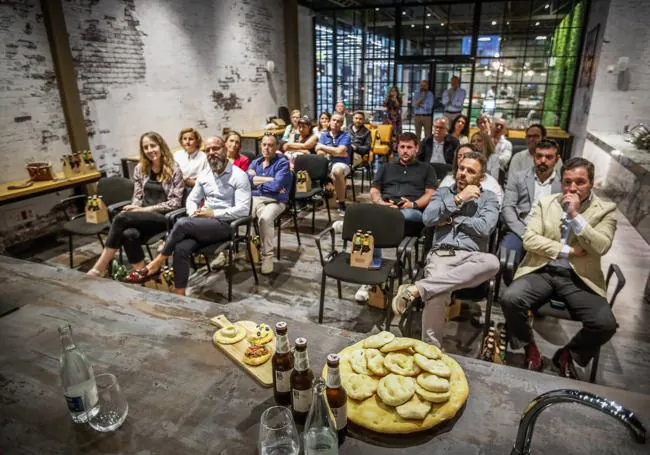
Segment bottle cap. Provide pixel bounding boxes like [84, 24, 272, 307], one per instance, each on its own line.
[327, 353, 340, 366]
[295, 337, 307, 348]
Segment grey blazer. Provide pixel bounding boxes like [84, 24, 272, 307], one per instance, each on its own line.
[502, 168, 561, 238]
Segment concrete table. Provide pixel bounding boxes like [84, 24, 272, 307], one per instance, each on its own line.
[0, 256, 647, 454]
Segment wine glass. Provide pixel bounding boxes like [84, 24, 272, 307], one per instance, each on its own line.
[85, 373, 128, 432]
[258, 406, 300, 455]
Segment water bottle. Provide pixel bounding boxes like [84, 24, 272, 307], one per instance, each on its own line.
[59, 324, 98, 423]
[303, 378, 338, 455]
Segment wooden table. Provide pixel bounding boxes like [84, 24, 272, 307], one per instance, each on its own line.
[468, 126, 571, 141]
[0, 171, 103, 206]
[0, 255, 648, 454]
[241, 127, 286, 155]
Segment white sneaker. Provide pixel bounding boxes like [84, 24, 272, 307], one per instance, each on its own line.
[355, 284, 371, 303]
[261, 256, 274, 275]
[210, 252, 227, 269]
[425, 329, 442, 349]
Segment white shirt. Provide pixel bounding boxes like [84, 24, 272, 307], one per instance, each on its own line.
[494, 135, 512, 171]
[486, 153, 500, 179]
[441, 87, 466, 113]
[173, 149, 209, 180]
[525, 171, 558, 223]
[439, 174, 504, 209]
[186, 162, 251, 220]
[430, 139, 446, 164]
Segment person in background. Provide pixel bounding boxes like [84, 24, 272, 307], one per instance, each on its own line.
[281, 109, 301, 142]
[417, 116, 459, 165]
[449, 114, 470, 145]
[174, 127, 209, 187]
[281, 115, 318, 164]
[224, 131, 250, 172]
[313, 111, 331, 135]
[383, 85, 402, 150]
[441, 76, 466, 124]
[413, 80, 434, 141]
[439, 143, 503, 208]
[507, 124, 563, 180]
[491, 117, 513, 175]
[348, 111, 372, 164]
[315, 112, 352, 215]
[473, 115, 498, 179]
[87, 132, 184, 278]
[248, 134, 292, 274]
[334, 101, 353, 131]
[124, 136, 251, 295]
[500, 157, 617, 379]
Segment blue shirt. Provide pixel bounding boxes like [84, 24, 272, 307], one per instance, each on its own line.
[442, 87, 466, 113]
[186, 162, 251, 221]
[248, 155, 292, 203]
[413, 90, 434, 115]
[318, 130, 351, 165]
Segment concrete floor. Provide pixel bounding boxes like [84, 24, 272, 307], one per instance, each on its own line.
[14, 186, 650, 395]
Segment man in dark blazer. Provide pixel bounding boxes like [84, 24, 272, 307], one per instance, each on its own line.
[416, 116, 460, 171]
[500, 140, 562, 270]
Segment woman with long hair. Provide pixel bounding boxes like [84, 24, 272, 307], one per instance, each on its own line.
[224, 131, 250, 171]
[281, 109, 301, 142]
[472, 114, 499, 178]
[87, 132, 184, 277]
[174, 127, 208, 187]
[383, 85, 402, 150]
[450, 114, 470, 145]
[313, 111, 331, 135]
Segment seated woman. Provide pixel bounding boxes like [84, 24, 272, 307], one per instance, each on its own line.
[280, 115, 317, 164]
[439, 143, 503, 207]
[224, 131, 250, 171]
[312, 111, 331, 135]
[86, 132, 184, 277]
[450, 114, 469, 145]
[281, 109, 301, 142]
[471, 117, 499, 179]
[173, 127, 209, 187]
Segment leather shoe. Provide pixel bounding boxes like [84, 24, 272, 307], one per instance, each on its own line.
[524, 343, 543, 371]
[553, 348, 579, 380]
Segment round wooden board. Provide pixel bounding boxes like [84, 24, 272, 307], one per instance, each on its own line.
[322, 340, 469, 434]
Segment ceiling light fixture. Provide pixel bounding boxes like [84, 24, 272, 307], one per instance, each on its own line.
[411, 24, 415, 28]
[536, 36, 547, 40]
[478, 37, 492, 42]
[425, 25, 430, 29]
[375, 8, 379, 11]
[535, 21, 540, 26]
[506, 21, 510, 25]
[402, 11, 406, 15]
[545, 3, 550, 9]
[427, 13, 432, 17]
[491, 20, 497, 25]
[441, 22, 445, 26]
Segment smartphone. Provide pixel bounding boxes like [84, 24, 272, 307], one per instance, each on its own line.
[397, 199, 407, 207]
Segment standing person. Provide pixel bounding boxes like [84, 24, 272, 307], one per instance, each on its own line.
[441, 76, 466, 124]
[449, 114, 470, 145]
[315, 113, 352, 215]
[417, 116, 459, 165]
[313, 111, 331, 135]
[124, 136, 251, 295]
[491, 118, 513, 174]
[500, 158, 617, 378]
[334, 101, 353, 131]
[413, 80, 434, 141]
[224, 131, 250, 172]
[392, 152, 500, 346]
[383, 85, 402, 150]
[174, 127, 209, 187]
[508, 124, 563, 180]
[87, 132, 184, 277]
[282, 110, 301, 142]
[248, 134, 292, 274]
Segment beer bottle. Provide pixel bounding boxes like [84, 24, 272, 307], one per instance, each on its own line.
[361, 234, 370, 253]
[325, 354, 347, 442]
[272, 322, 293, 406]
[353, 230, 362, 252]
[290, 337, 314, 424]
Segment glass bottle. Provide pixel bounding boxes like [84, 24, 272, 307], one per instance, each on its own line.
[353, 231, 362, 252]
[272, 322, 293, 406]
[304, 378, 338, 455]
[59, 324, 98, 423]
[290, 337, 314, 424]
[325, 354, 347, 442]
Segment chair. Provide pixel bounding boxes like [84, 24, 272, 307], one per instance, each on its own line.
[370, 124, 393, 162]
[315, 204, 411, 328]
[277, 106, 291, 125]
[500, 257, 625, 383]
[59, 176, 134, 268]
[241, 150, 257, 163]
[294, 154, 332, 233]
[430, 163, 452, 182]
[348, 129, 377, 195]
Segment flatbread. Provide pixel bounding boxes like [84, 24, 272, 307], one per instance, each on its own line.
[342, 373, 378, 401]
[416, 373, 450, 393]
[376, 374, 415, 407]
[396, 393, 433, 420]
[242, 345, 272, 366]
[413, 354, 451, 378]
[350, 349, 370, 375]
[247, 323, 275, 345]
[414, 383, 451, 403]
[213, 325, 247, 345]
[379, 337, 415, 353]
[384, 352, 421, 376]
[413, 340, 442, 359]
[365, 349, 389, 377]
[363, 331, 396, 349]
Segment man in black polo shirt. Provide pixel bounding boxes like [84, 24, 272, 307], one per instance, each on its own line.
[355, 131, 436, 302]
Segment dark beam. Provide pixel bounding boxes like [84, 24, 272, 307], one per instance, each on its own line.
[284, 0, 301, 110]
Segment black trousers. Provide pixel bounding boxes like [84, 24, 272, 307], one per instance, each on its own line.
[162, 217, 233, 288]
[105, 211, 168, 264]
[500, 265, 617, 366]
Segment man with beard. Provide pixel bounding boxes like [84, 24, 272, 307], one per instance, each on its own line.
[392, 151, 500, 347]
[507, 124, 562, 180]
[501, 140, 562, 271]
[131, 136, 251, 295]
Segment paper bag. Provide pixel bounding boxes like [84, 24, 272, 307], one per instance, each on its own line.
[367, 285, 385, 309]
[350, 231, 374, 268]
[62, 153, 84, 178]
[144, 266, 175, 293]
[85, 195, 109, 224]
[250, 235, 261, 264]
[295, 170, 312, 193]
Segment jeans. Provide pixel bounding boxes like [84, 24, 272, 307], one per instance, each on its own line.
[105, 211, 168, 264]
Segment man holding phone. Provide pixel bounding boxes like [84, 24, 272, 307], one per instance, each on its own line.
[354, 132, 436, 302]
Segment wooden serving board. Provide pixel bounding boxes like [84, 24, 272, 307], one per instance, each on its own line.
[210, 314, 275, 387]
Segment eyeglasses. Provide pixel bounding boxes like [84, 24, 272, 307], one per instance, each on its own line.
[263, 131, 276, 137]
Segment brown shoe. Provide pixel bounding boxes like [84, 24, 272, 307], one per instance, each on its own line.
[553, 348, 579, 380]
[525, 343, 543, 371]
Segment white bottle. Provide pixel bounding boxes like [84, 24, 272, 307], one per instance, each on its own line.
[59, 324, 98, 423]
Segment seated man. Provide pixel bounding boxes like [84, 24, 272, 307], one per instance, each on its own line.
[507, 124, 562, 180]
[315, 112, 352, 215]
[348, 111, 372, 163]
[356, 132, 436, 302]
[392, 152, 500, 347]
[500, 157, 617, 378]
[417, 116, 459, 165]
[280, 115, 317, 162]
[248, 134, 292, 274]
[500, 140, 562, 270]
[127, 136, 251, 295]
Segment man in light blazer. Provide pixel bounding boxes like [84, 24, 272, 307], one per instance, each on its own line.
[500, 140, 562, 271]
[500, 157, 617, 379]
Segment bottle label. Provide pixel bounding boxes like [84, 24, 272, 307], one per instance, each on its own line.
[292, 388, 312, 413]
[275, 370, 291, 393]
[294, 350, 309, 372]
[326, 367, 341, 388]
[331, 405, 347, 430]
[276, 335, 289, 354]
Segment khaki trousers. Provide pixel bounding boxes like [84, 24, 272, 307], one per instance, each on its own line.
[252, 196, 286, 259]
[414, 116, 432, 141]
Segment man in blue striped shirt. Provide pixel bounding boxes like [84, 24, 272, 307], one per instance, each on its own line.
[413, 80, 434, 141]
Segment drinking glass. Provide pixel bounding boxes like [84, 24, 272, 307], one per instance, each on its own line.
[85, 373, 128, 432]
[258, 406, 300, 455]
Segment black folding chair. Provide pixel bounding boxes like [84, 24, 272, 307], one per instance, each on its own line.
[294, 154, 332, 233]
[315, 204, 411, 329]
[58, 176, 134, 268]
